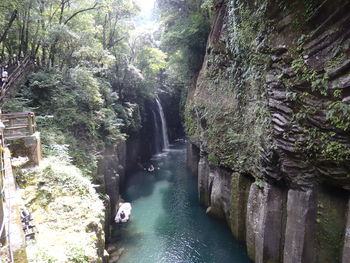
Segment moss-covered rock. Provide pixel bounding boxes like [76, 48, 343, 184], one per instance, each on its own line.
[229, 173, 253, 243]
[185, 0, 350, 188]
[315, 185, 348, 263]
[13, 247, 28, 263]
[16, 157, 106, 263]
[185, 0, 350, 262]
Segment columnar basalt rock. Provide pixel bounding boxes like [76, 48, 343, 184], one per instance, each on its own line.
[315, 185, 348, 263]
[198, 154, 210, 206]
[185, 0, 350, 261]
[98, 144, 124, 219]
[343, 199, 350, 263]
[206, 167, 231, 220]
[117, 141, 126, 185]
[246, 183, 266, 261]
[283, 189, 317, 263]
[187, 142, 200, 176]
[246, 183, 285, 263]
[229, 173, 252, 243]
[258, 184, 285, 263]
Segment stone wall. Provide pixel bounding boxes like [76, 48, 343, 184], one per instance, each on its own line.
[7, 132, 42, 165]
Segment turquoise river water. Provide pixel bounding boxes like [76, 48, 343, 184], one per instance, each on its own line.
[112, 142, 251, 263]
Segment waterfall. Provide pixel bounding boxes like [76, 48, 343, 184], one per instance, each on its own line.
[155, 98, 169, 150]
[151, 109, 162, 153]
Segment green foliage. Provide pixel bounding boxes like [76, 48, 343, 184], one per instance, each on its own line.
[30, 249, 58, 263]
[183, 0, 272, 173]
[162, 11, 210, 74]
[201, 0, 215, 11]
[184, 107, 201, 139]
[158, 0, 210, 82]
[43, 144, 72, 163]
[1, 0, 184, 178]
[136, 47, 167, 76]
[18, 157, 105, 262]
[185, 91, 271, 172]
[255, 179, 265, 189]
[296, 128, 350, 162]
[327, 101, 350, 131]
[227, 1, 269, 67]
[276, 0, 325, 26]
[66, 247, 90, 263]
[315, 189, 347, 263]
[158, 0, 211, 137]
[4, 64, 132, 176]
[291, 56, 329, 95]
[134, 46, 168, 91]
[19, 157, 92, 208]
[207, 153, 219, 165]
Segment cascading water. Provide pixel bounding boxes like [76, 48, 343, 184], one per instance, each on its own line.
[151, 109, 162, 153]
[155, 98, 169, 150]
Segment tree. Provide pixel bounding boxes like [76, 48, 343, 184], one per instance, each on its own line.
[157, 0, 211, 81]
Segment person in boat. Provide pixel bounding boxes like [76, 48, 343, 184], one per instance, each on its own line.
[115, 202, 132, 223]
[148, 164, 155, 172]
[120, 210, 125, 220]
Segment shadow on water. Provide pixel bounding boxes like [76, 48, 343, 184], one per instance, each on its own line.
[111, 142, 251, 263]
[121, 170, 157, 200]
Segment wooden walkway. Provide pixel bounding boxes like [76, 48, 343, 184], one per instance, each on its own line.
[1, 112, 36, 140]
[0, 55, 37, 262]
[0, 111, 38, 262]
[2, 149, 27, 262]
[0, 55, 35, 104]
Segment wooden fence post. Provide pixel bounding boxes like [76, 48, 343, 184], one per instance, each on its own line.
[28, 113, 33, 134]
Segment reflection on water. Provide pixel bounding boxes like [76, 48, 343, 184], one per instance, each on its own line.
[109, 142, 251, 263]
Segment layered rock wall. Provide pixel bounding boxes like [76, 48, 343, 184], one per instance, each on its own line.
[98, 141, 126, 229]
[189, 151, 349, 262]
[186, 0, 350, 262]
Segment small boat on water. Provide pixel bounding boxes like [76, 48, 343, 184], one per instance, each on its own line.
[115, 202, 132, 223]
[147, 165, 155, 172]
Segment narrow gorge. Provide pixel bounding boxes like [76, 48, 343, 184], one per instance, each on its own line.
[0, 0, 349, 262]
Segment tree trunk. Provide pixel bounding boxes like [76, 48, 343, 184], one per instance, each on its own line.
[0, 10, 18, 44]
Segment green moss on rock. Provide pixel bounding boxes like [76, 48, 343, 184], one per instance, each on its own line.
[17, 157, 106, 263]
[229, 173, 252, 242]
[13, 247, 28, 263]
[184, 0, 274, 176]
[316, 185, 347, 263]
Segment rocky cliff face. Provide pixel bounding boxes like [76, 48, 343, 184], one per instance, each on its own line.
[185, 0, 350, 262]
[100, 95, 183, 229]
[98, 142, 126, 228]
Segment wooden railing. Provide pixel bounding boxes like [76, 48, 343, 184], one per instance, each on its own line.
[0, 112, 36, 139]
[0, 123, 5, 244]
[0, 55, 35, 104]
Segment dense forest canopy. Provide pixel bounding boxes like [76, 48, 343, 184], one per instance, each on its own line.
[0, 0, 211, 176]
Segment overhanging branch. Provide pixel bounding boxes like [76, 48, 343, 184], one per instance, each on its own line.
[0, 10, 18, 43]
[64, 3, 99, 25]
